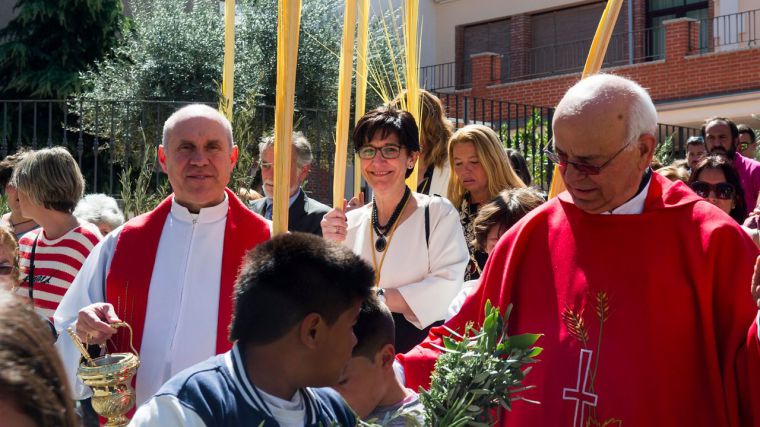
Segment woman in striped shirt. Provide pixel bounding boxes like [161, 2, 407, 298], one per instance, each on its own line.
[10, 147, 101, 321]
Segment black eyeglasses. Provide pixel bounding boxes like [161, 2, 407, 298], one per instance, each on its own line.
[358, 145, 402, 160]
[690, 181, 736, 200]
[543, 139, 631, 176]
[0, 265, 15, 276]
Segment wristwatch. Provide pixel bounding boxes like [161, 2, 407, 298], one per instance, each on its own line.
[376, 288, 386, 304]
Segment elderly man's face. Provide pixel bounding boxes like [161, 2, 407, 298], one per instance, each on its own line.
[704, 121, 736, 157]
[260, 145, 308, 198]
[553, 102, 653, 214]
[158, 115, 238, 213]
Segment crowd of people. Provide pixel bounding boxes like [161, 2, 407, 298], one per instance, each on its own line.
[0, 77, 757, 426]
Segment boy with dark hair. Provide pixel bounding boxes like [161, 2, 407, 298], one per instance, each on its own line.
[335, 298, 425, 426]
[131, 232, 375, 426]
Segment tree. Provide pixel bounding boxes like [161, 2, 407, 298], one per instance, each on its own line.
[0, 0, 123, 98]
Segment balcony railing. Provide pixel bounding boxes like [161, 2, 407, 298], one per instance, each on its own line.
[421, 8, 760, 91]
[691, 9, 760, 53]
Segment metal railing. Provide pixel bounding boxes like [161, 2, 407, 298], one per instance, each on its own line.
[0, 97, 702, 198]
[0, 99, 342, 201]
[433, 91, 699, 189]
[420, 27, 663, 90]
[691, 8, 760, 53]
[421, 8, 760, 90]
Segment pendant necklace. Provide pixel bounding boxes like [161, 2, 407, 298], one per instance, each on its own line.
[372, 186, 411, 252]
[370, 186, 412, 286]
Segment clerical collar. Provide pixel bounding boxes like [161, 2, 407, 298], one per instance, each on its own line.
[170, 193, 229, 224]
[603, 168, 652, 215]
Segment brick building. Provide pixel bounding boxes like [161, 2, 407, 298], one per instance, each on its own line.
[420, 0, 760, 129]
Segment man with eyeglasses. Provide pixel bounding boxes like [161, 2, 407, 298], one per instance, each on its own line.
[702, 117, 760, 216]
[250, 132, 330, 235]
[399, 74, 760, 426]
[738, 124, 758, 160]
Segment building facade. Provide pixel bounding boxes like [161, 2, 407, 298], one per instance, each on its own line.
[420, 0, 760, 129]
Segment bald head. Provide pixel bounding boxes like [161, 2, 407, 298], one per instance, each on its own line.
[162, 104, 234, 149]
[554, 74, 658, 144]
[551, 75, 658, 214]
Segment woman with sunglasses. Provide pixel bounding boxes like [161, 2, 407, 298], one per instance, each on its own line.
[322, 106, 469, 353]
[687, 154, 760, 246]
[447, 124, 527, 281]
[688, 154, 747, 224]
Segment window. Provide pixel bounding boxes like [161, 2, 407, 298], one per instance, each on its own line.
[647, 0, 708, 56]
[460, 18, 510, 84]
[530, 2, 626, 77]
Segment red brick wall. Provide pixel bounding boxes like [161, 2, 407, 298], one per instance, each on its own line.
[447, 17, 760, 120]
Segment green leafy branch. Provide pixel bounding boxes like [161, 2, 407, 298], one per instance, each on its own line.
[420, 301, 542, 427]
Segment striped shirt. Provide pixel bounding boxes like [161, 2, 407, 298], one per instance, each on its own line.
[16, 223, 101, 320]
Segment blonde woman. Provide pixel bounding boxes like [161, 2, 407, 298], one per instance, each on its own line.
[447, 124, 526, 280]
[11, 147, 101, 321]
[391, 90, 453, 196]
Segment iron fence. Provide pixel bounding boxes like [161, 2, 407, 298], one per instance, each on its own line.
[0, 97, 701, 199]
[0, 99, 343, 202]
[433, 92, 700, 190]
[691, 8, 760, 53]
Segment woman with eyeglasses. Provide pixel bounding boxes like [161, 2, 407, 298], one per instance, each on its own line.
[447, 124, 527, 281]
[688, 154, 759, 246]
[322, 106, 469, 353]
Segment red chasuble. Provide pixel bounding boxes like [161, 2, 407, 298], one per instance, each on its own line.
[400, 173, 760, 427]
[105, 188, 270, 356]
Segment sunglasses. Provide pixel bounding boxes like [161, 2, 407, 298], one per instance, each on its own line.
[543, 139, 631, 176]
[0, 265, 15, 276]
[358, 145, 402, 160]
[690, 181, 736, 200]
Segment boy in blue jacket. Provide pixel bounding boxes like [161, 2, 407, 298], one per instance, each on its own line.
[131, 232, 374, 426]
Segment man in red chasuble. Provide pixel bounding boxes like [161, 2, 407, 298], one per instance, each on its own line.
[399, 74, 760, 427]
[54, 104, 271, 407]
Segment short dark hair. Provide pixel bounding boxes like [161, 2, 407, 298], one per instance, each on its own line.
[230, 233, 374, 346]
[472, 188, 545, 252]
[353, 106, 420, 178]
[737, 124, 756, 142]
[0, 148, 30, 189]
[688, 153, 746, 223]
[701, 117, 739, 140]
[686, 136, 705, 149]
[352, 297, 395, 360]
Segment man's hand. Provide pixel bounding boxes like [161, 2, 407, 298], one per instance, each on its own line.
[76, 303, 121, 345]
[752, 256, 760, 310]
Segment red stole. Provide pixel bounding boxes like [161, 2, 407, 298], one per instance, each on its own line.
[105, 187, 270, 356]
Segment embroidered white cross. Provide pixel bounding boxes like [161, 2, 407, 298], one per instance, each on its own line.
[562, 349, 598, 427]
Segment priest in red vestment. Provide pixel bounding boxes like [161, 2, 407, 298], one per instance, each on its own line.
[399, 75, 760, 427]
[54, 104, 270, 407]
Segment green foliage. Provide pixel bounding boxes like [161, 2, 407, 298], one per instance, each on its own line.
[0, 0, 123, 98]
[79, 0, 343, 110]
[420, 301, 541, 427]
[500, 110, 551, 190]
[119, 135, 169, 217]
[655, 133, 676, 166]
